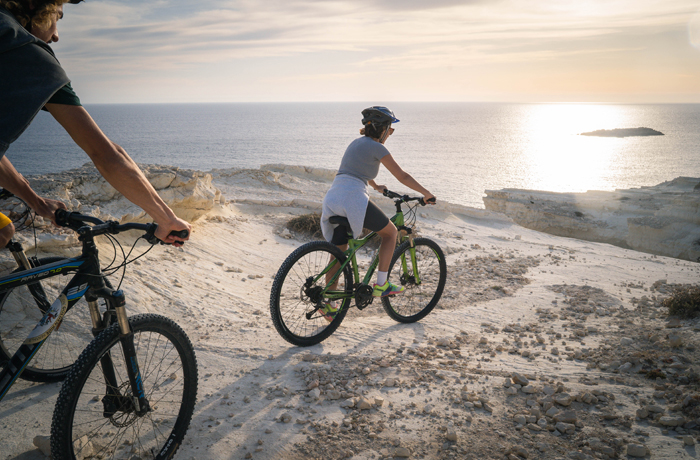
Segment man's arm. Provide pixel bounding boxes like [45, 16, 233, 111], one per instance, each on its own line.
[0, 156, 65, 221]
[45, 103, 190, 244]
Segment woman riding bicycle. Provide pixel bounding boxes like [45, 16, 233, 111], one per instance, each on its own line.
[320, 106, 435, 321]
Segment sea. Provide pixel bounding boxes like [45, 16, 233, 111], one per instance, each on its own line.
[7, 103, 700, 208]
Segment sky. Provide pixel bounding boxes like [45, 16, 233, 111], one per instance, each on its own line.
[53, 0, 700, 104]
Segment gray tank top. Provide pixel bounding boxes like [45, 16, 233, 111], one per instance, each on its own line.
[336, 136, 390, 184]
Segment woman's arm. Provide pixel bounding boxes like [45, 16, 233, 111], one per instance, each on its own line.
[0, 156, 65, 221]
[45, 103, 190, 244]
[379, 154, 435, 203]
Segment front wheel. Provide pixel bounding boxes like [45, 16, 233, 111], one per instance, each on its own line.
[50, 314, 198, 460]
[382, 238, 447, 323]
[270, 241, 353, 346]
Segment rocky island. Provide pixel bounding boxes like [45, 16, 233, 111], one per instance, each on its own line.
[580, 127, 664, 137]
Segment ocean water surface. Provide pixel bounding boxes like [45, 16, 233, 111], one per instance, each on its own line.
[8, 103, 700, 208]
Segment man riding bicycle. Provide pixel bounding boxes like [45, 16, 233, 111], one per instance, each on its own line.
[0, 0, 190, 246]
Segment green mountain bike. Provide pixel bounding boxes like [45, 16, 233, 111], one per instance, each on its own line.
[270, 189, 446, 346]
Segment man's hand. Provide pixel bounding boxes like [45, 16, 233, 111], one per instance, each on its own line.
[154, 216, 191, 247]
[34, 198, 66, 224]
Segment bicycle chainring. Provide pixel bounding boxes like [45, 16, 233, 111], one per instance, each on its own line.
[355, 284, 374, 310]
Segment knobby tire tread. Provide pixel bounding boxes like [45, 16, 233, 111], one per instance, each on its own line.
[382, 238, 447, 323]
[50, 313, 198, 460]
[270, 241, 352, 346]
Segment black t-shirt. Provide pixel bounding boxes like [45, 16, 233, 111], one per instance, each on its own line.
[43, 82, 81, 109]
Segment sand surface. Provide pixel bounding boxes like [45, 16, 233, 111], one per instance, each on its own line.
[1, 166, 700, 460]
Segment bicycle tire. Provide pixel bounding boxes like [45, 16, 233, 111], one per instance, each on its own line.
[382, 238, 447, 323]
[0, 257, 106, 382]
[51, 313, 198, 460]
[270, 241, 353, 346]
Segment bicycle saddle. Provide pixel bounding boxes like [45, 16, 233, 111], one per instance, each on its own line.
[328, 216, 350, 227]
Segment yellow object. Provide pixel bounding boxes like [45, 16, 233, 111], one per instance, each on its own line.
[0, 212, 11, 230]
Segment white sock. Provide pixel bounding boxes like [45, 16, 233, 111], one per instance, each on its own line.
[377, 271, 388, 285]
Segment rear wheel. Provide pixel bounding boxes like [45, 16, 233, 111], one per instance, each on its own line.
[382, 238, 447, 323]
[0, 257, 110, 382]
[270, 241, 353, 346]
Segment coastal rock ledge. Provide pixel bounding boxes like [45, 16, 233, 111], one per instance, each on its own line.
[483, 177, 700, 262]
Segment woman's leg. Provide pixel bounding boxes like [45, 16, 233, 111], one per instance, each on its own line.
[375, 221, 398, 273]
[325, 243, 348, 291]
[325, 224, 349, 291]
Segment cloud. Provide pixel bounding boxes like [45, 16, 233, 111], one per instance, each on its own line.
[54, 0, 700, 102]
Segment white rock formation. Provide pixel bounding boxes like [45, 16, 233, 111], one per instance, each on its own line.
[28, 163, 221, 223]
[483, 177, 700, 262]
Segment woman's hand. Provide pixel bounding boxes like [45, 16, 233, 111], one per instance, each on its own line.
[374, 184, 387, 194]
[368, 180, 387, 194]
[423, 192, 436, 205]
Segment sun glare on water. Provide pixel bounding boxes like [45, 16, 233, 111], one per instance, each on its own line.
[518, 104, 631, 194]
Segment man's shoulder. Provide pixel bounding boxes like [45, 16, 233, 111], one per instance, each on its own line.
[0, 6, 45, 55]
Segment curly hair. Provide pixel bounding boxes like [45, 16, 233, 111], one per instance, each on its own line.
[0, 0, 68, 31]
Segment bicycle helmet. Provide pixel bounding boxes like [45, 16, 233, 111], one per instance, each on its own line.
[361, 106, 399, 126]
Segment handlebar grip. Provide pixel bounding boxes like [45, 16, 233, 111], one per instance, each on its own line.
[169, 229, 189, 239]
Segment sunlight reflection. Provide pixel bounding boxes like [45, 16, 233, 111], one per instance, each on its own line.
[520, 104, 632, 193]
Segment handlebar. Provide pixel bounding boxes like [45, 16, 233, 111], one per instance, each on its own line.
[55, 209, 188, 245]
[382, 189, 435, 206]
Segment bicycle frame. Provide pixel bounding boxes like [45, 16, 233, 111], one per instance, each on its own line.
[320, 202, 414, 303]
[0, 231, 149, 415]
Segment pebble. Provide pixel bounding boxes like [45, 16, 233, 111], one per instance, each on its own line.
[393, 446, 411, 458]
[626, 444, 648, 457]
[554, 394, 573, 407]
[668, 334, 683, 348]
[32, 436, 51, 456]
[553, 410, 577, 423]
[512, 373, 529, 386]
[555, 422, 575, 434]
[509, 445, 529, 458]
[446, 430, 458, 442]
[683, 435, 696, 446]
[659, 415, 685, 427]
[358, 397, 374, 410]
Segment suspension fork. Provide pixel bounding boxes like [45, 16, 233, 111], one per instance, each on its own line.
[95, 289, 150, 417]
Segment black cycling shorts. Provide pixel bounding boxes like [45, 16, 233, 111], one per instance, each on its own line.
[330, 200, 390, 245]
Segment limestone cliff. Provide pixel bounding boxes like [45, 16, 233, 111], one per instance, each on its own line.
[483, 177, 700, 262]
